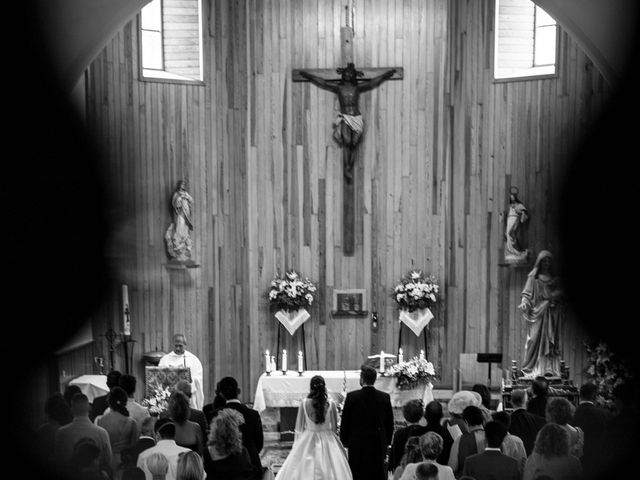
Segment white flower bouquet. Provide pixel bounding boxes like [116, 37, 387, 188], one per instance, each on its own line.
[392, 270, 440, 312]
[141, 381, 172, 416]
[384, 356, 437, 390]
[268, 271, 317, 312]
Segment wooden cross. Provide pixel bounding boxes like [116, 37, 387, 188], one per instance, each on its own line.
[293, 26, 403, 256]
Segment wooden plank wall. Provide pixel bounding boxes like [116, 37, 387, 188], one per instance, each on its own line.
[58, 0, 610, 404]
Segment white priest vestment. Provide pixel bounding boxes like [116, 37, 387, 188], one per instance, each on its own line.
[158, 350, 204, 410]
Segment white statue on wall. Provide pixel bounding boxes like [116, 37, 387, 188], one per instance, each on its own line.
[165, 179, 194, 263]
[504, 187, 529, 265]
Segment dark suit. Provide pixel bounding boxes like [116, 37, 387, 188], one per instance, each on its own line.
[462, 449, 520, 480]
[388, 424, 428, 472]
[424, 422, 454, 465]
[222, 401, 264, 480]
[120, 436, 155, 467]
[340, 386, 394, 480]
[509, 408, 546, 456]
[573, 401, 611, 477]
[90, 394, 109, 421]
[526, 395, 548, 418]
[189, 407, 209, 438]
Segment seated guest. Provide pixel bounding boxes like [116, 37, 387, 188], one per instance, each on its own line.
[202, 380, 226, 427]
[423, 400, 454, 465]
[217, 376, 264, 479]
[35, 392, 73, 465]
[176, 450, 206, 480]
[146, 452, 169, 480]
[392, 435, 423, 480]
[508, 388, 546, 456]
[121, 416, 157, 469]
[95, 386, 139, 472]
[389, 400, 428, 473]
[54, 393, 112, 475]
[492, 411, 526, 475]
[448, 405, 486, 477]
[91, 370, 122, 421]
[462, 420, 520, 480]
[472, 383, 494, 423]
[523, 423, 583, 480]
[137, 418, 191, 480]
[399, 432, 455, 480]
[527, 376, 550, 418]
[545, 397, 584, 458]
[69, 438, 111, 480]
[174, 380, 208, 438]
[166, 391, 203, 456]
[119, 374, 151, 429]
[444, 390, 483, 439]
[573, 381, 610, 479]
[203, 409, 254, 480]
[415, 463, 439, 480]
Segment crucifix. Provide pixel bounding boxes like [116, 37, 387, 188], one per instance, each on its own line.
[292, 4, 403, 256]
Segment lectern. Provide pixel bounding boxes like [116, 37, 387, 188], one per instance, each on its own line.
[476, 353, 502, 388]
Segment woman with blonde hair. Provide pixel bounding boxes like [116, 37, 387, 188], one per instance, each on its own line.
[203, 409, 253, 480]
[146, 452, 169, 480]
[176, 451, 205, 480]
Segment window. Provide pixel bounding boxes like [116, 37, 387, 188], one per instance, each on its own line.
[494, 0, 558, 80]
[139, 0, 203, 82]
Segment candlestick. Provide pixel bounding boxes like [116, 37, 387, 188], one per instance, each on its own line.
[398, 348, 403, 364]
[380, 350, 385, 373]
[271, 355, 276, 372]
[122, 284, 131, 336]
[282, 349, 287, 374]
[419, 349, 425, 360]
[298, 350, 304, 375]
[265, 350, 271, 374]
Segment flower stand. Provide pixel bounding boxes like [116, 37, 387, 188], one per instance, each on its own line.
[274, 308, 310, 371]
[398, 308, 433, 360]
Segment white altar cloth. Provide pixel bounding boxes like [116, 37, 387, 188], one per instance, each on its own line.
[253, 370, 433, 412]
[69, 374, 109, 402]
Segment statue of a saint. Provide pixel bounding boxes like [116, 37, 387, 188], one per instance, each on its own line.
[504, 188, 529, 264]
[298, 63, 396, 183]
[165, 180, 194, 262]
[518, 250, 564, 377]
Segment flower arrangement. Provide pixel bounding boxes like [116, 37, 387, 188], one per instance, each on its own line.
[268, 270, 317, 312]
[141, 381, 172, 416]
[584, 341, 634, 410]
[392, 270, 439, 312]
[384, 356, 437, 390]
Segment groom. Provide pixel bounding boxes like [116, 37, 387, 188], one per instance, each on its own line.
[340, 364, 395, 480]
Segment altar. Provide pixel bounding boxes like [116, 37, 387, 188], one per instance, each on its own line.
[253, 370, 433, 412]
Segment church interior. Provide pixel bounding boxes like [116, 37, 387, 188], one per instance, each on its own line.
[8, 0, 640, 479]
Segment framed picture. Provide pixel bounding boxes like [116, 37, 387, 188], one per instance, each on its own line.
[332, 289, 367, 314]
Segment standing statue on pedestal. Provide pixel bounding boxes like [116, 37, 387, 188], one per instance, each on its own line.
[518, 250, 564, 378]
[165, 180, 194, 263]
[504, 187, 529, 264]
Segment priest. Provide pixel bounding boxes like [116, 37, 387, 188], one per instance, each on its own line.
[158, 333, 204, 409]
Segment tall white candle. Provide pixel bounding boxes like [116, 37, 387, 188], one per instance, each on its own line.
[122, 285, 131, 336]
[380, 350, 385, 373]
[271, 355, 276, 372]
[420, 349, 425, 360]
[282, 350, 287, 372]
[398, 348, 403, 364]
[298, 351, 303, 372]
[265, 350, 270, 373]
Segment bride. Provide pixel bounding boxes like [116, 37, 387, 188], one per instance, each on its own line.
[275, 375, 353, 480]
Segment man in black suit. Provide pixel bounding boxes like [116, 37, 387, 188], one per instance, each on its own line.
[508, 388, 546, 455]
[462, 420, 520, 480]
[573, 382, 611, 479]
[175, 379, 209, 438]
[218, 376, 264, 480]
[340, 364, 394, 480]
[90, 370, 121, 421]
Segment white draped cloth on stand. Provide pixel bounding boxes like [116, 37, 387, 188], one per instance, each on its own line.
[158, 350, 204, 409]
[275, 308, 310, 336]
[399, 308, 434, 336]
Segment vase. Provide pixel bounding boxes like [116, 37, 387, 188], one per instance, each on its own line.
[275, 308, 311, 335]
[399, 307, 434, 336]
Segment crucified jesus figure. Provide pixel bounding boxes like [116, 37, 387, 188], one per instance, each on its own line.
[299, 63, 396, 183]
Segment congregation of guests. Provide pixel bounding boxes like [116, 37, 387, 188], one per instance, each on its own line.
[33, 368, 637, 480]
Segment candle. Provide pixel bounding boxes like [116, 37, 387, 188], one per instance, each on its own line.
[398, 348, 404, 364]
[380, 350, 385, 373]
[271, 355, 276, 372]
[298, 351, 304, 373]
[122, 285, 131, 336]
[265, 350, 271, 373]
[420, 349, 425, 360]
[282, 349, 287, 372]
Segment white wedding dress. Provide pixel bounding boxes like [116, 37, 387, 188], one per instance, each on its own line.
[275, 398, 353, 480]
